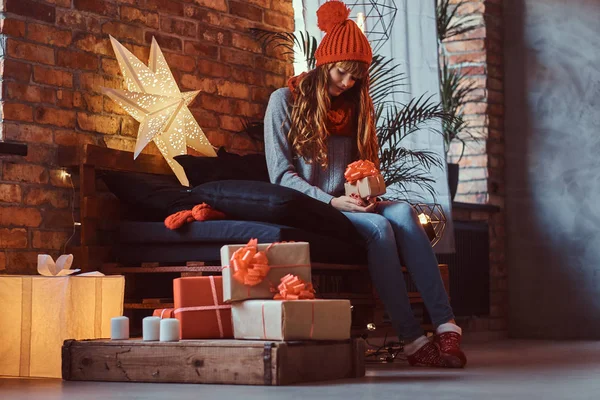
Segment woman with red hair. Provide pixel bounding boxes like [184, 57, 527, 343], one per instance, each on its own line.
[265, 0, 466, 368]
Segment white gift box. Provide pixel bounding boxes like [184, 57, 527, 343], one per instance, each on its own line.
[0, 275, 124, 378]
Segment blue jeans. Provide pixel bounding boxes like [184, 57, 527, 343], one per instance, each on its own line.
[343, 201, 455, 341]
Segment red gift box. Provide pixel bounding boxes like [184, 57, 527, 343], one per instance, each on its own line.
[173, 275, 233, 339]
[152, 308, 174, 319]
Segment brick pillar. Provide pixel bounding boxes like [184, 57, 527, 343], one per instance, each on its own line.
[0, 0, 294, 274]
[442, 0, 507, 333]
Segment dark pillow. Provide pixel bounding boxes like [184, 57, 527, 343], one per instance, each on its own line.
[175, 180, 362, 243]
[174, 147, 269, 187]
[100, 171, 197, 221]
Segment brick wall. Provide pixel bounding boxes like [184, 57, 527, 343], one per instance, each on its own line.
[0, 0, 294, 274]
[443, 0, 507, 333]
[443, 0, 504, 209]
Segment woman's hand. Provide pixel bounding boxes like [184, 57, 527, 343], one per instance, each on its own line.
[331, 195, 377, 213]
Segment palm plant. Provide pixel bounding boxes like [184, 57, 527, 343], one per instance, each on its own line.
[246, 28, 456, 201]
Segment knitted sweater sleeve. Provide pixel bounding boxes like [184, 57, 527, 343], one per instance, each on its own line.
[264, 89, 335, 204]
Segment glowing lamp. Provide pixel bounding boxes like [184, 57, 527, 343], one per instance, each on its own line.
[101, 36, 216, 186]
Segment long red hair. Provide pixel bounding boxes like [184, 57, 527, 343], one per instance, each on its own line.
[287, 61, 379, 168]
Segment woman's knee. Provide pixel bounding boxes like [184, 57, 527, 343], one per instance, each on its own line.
[382, 202, 419, 222]
[352, 213, 394, 242]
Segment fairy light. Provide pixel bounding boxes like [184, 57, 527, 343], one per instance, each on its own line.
[418, 213, 431, 225]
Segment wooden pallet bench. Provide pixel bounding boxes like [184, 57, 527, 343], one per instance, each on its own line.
[58, 144, 450, 337]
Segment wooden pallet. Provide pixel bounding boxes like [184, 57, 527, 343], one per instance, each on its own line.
[62, 338, 365, 385]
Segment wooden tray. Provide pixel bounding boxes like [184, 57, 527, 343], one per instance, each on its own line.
[62, 338, 365, 386]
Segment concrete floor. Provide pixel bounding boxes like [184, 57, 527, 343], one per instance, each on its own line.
[1, 339, 599, 400]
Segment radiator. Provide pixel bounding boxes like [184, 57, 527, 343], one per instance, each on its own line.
[437, 220, 490, 317]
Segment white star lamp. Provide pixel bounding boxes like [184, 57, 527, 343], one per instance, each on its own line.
[101, 35, 216, 186]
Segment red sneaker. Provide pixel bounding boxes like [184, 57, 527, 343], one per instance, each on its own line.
[407, 340, 463, 368]
[435, 331, 467, 367]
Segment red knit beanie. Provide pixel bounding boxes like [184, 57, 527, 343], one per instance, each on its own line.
[314, 0, 373, 67]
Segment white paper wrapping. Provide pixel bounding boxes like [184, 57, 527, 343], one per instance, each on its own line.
[220, 242, 311, 303]
[0, 275, 124, 378]
[232, 299, 351, 341]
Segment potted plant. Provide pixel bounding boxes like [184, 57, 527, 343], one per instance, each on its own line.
[436, 0, 481, 200]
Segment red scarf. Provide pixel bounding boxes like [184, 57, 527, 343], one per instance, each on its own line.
[287, 73, 356, 137]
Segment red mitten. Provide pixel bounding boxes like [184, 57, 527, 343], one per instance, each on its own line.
[164, 210, 194, 230]
[191, 203, 227, 221]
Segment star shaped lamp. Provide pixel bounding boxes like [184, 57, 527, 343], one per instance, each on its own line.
[102, 35, 216, 186]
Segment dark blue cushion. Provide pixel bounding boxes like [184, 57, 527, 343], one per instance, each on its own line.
[183, 180, 361, 244]
[174, 147, 269, 187]
[101, 171, 362, 244]
[100, 171, 189, 221]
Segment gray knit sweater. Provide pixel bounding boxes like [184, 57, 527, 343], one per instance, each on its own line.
[264, 88, 355, 204]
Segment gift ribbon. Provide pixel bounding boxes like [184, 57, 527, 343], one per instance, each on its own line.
[273, 274, 315, 300]
[160, 309, 173, 319]
[19, 277, 32, 377]
[344, 160, 379, 184]
[94, 278, 103, 338]
[229, 238, 270, 286]
[173, 276, 231, 338]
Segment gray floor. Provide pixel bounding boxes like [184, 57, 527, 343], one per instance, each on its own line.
[1, 339, 599, 400]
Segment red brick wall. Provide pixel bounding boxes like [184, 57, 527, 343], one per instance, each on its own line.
[444, 0, 504, 209]
[443, 0, 507, 333]
[0, 0, 294, 274]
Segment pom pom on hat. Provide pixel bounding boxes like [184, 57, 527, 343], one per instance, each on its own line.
[317, 0, 351, 33]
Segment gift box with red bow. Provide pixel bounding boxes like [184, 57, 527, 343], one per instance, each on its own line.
[343, 160, 386, 199]
[173, 275, 233, 339]
[220, 240, 311, 303]
[231, 299, 352, 341]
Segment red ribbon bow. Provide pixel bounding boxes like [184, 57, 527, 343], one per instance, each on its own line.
[273, 274, 316, 300]
[344, 160, 379, 184]
[229, 238, 271, 286]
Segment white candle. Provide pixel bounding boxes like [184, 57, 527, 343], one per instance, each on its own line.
[160, 318, 180, 342]
[142, 316, 161, 341]
[110, 316, 129, 340]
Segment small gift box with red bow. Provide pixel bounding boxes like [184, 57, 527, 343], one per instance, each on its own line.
[220, 239, 311, 303]
[173, 275, 233, 339]
[344, 160, 386, 199]
[231, 298, 352, 341]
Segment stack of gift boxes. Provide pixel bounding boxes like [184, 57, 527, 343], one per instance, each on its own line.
[154, 239, 352, 341]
